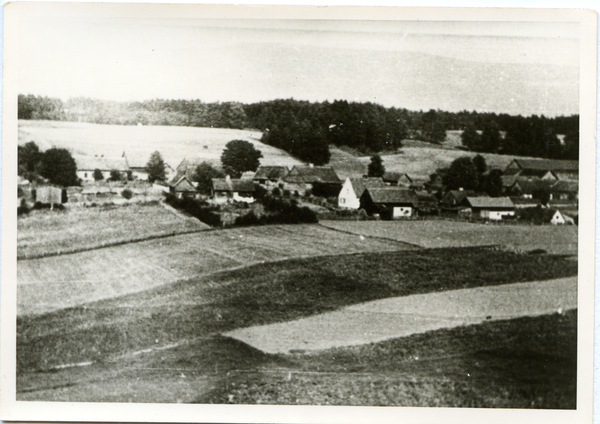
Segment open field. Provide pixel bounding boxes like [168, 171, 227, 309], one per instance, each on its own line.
[321, 220, 578, 255]
[17, 224, 412, 316]
[18, 120, 302, 171]
[17, 201, 208, 258]
[17, 247, 577, 406]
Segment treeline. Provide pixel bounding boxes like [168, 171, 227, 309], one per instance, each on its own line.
[19, 94, 579, 163]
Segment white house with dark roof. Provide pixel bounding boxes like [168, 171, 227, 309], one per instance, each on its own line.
[359, 187, 420, 219]
[338, 177, 385, 209]
[461, 197, 515, 220]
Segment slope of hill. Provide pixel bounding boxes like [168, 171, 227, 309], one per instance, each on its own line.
[18, 120, 304, 171]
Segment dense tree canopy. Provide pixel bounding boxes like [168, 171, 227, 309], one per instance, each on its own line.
[39, 148, 79, 187]
[192, 162, 225, 194]
[18, 141, 41, 176]
[445, 157, 479, 191]
[146, 151, 166, 183]
[367, 154, 385, 178]
[93, 169, 104, 181]
[221, 139, 263, 177]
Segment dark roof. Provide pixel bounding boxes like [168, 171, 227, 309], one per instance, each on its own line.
[465, 197, 515, 209]
[285, 166, 341, 184]
[511, 178, 554, 194]
[172, 176, 197, 192]
[552, 180, 579, 193]
[365, 188, 419, 205]
[253, 166, 289, 181]
[212, 178, 255, 193]
[501, 174, 519, 187]
[510, 159, 579, 172]
[382, 172, 412, 183]
[349, 177, 385, 197]
[442, 190, 477, 204]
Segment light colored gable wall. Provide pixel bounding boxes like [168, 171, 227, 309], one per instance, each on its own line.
[338, 178, 360, 209]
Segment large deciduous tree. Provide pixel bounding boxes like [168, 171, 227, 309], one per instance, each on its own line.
[445, 157, 479, 191]
[18, 141, 41, 176]
[461, 124, 480, 151]
[367, 154, 385, 178]
[39, 148, 79, 187]
[221, 139, 263, 177]
[146, 151, 166, 183]
[192, 162, 225, 194]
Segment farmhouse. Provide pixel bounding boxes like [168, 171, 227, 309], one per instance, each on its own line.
[122, 152, 176, 181]
[253, 166, 289, 185]
[382, 172, 413, 187]
[211, 175, 255, 204]
[338, 177, 385, 209]
[439, 189, 477, 208]
[359, 188, 420, 219]
[551, 180, 579, 201]
[75, 155, 130, 182]
[504, 159, 578, 181]
[461, 197, 515, 220]
[283, 165, 341, 195]
[508, 178, 554, 198]
[170, 176, 198, 199]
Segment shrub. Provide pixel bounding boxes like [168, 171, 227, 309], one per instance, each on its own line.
[32, 202, 65, 211]
[283, 189, 291, 198]
[121, 189, 133, 200]
[272, 187, 281, 196]
[17, 199, 30, 216]
[311, 182, 342, 198]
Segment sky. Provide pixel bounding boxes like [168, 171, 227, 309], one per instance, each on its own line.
[13, 5, 581, 116]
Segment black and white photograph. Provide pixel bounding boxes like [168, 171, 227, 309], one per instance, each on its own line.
[1, 3, 596, 423]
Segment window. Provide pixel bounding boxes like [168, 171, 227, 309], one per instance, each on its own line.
[340, 198, 345, 204]
[84, 173, 88, 178]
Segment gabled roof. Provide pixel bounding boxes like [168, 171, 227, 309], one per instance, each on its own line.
[285, 166, 341, 185]
[552, 180, 579, 193]
[364, 188, 419, 205]
[465, 197, 515, 209]
[382, 172, 412, 183]
[441, 190, 477, 203]
[212, 178, 255, 193]
[509, 159, 579, 172]
[348, 177, 385, 197]
[254, 166, 289, 181]
[510, 178, 554, 194]
[171, 176, 197, 192]
[75, 155, 129, 172]
[501, 174, 519, 187]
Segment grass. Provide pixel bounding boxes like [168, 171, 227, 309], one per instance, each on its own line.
[18, 247, 576, 376]
[17, 201, 209, 258]
[18, 224, 410, 316]
[320, 220, 579, 256]
[18, 119, 302, 172]
[202, 311, 576, 408]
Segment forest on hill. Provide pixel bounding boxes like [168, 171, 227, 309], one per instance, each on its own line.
[18, 94, 579, 165]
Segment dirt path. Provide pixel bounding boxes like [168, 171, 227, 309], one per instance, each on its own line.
[224, 277, 577, 354]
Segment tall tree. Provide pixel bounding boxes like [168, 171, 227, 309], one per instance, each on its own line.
[367, 154, 385, 178]
[18, 141, 41, 175]
[445, 157, 479, 191]
[93, 169, 104, 181]
[420, 109, 447, 143]
[145, 151, 166, 183]
[192, 162, 225, 194]
[481, 169, 504, 197]
[563, 130, 579, 160]
[39, 148, 79, 187]
[461, 124, 480, 151]
[221, 139, 263, 177]
[472, 154, 487, 175]
[480, 121, 501, 153]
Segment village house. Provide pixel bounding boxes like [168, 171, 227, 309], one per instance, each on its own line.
[176, 157, 220, 180]
[460, 197, 515, 220]
[508, 178, 555, 199]
[282, 165, 341, 195]
[122, 152, 175, 181]
[359, 187, 420, 219]
[338, 177, 385, 209]
[211, 175, 255, 204]
[170, 176, 199, 199]
[504, 158, 578, 181]
[75, 155, 130, 182]
[382, 172, 413, 187]
[551, 180, 579, 201]
[439, 189, 477, 209]
[253, 166, 289, 186]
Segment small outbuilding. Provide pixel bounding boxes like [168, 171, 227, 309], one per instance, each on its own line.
[359, 187, 420, 219]
[170, 176, 199, 199]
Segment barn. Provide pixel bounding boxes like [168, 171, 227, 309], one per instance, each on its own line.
[359, 188, 420, 219]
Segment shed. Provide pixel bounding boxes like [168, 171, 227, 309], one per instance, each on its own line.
[360, 188, 419, 219]
[170, 176, 198, 199]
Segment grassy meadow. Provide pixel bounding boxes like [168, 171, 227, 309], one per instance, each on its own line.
[18, 224, 412, 316]
[17, 246, 577, 406]
[18, 120, 303, 171]
[320, 220, 579, 256]
[17, 201, 209, 258]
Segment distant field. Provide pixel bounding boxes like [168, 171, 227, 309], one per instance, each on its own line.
[18, 120, 303, 171]
[17, 224, 411, 316]
[320, 220, 578, 255]
[17, 202, 208, 258]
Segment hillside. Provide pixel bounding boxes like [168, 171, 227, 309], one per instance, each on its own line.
[18, 120, 303, 172]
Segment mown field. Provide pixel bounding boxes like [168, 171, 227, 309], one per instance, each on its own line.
[17, 201, 208, 258]
[320, 220, 578, 256]
[17, 224, 411, 316]
[18, 120, 303, 171]
[17, 246, 577, 407]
